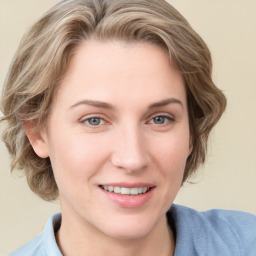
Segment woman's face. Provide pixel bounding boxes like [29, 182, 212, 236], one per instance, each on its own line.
[36, 40, 191, 239]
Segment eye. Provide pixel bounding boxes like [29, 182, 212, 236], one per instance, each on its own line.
[149, 115, 174, 125]
[153, 116, 167, 124]
[83, 117, 105, 126]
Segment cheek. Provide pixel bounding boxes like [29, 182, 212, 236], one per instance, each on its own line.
[149, 133, 189, 211]
[47, 132, 109, 187]
[153, 131, 190, 170]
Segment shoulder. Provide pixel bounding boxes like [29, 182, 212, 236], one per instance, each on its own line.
[169, 204, 256, 255]
[173, 203, 256, 228]
[201, 207, 256, 240]
[8, 233, 45, 256]
[8, 213, 62, 256]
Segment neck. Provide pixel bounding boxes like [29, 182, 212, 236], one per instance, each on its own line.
[56, 206, 175, 256]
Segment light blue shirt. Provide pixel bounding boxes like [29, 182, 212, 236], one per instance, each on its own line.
[9, 204, 256, 255]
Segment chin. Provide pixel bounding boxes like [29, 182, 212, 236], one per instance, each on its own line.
[106, 228, 152, 240]
[100, 215, 161, 240]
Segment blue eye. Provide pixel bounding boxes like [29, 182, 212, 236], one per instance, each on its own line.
[151, 115, 173, 125]
[85, 117, 103, 126]
[153, 116, 166, 124]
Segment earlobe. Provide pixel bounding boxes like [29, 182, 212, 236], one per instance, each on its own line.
[23, 121, 49, 158]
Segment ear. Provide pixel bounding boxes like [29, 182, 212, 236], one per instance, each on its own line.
[188, 135, 193, 156]
[23, 121, 49, 158]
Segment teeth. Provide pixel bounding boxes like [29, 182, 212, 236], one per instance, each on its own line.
[121, 187, 130, 195]
[114, 187, 121, 193]
[130, 187, 138, 195]
[101, 186, 150, 195]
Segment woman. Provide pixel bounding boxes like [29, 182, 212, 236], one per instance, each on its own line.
[1, 0, 256, 255]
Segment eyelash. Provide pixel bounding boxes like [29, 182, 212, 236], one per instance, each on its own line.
[80, 114, 175, 128]
[81, 116, 106, 127]
[148, 115, 175, 125]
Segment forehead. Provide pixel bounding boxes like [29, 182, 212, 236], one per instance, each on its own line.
[54, 40, 186, 109]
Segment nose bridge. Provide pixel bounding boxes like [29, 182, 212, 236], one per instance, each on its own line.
[111, 122, 148, 172]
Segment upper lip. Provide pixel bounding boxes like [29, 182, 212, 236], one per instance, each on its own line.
[99, 182, 155, 188]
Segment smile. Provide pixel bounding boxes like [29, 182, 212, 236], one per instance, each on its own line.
[100, 185, 151, 195]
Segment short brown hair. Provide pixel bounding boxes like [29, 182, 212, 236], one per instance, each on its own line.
[1, 0, 226, 201]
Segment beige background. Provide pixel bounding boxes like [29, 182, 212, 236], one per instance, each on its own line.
[0, 0, 255, 254]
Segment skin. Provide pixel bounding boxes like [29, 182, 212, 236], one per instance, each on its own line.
[28, 40, 192, 256]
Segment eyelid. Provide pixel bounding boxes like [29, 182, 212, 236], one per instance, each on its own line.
[147, 112, 176, 122]
[145, 113, 176, 130]
[85, 117, 105, 126]
[79, 114, 110, 126]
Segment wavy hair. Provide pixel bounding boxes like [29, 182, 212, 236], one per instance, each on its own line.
[1, 0, 226, 200]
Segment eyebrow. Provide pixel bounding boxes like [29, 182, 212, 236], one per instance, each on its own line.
[148, 98, 184, 109]
[69, 98, 183, 110]
[70, 100, 115, 110]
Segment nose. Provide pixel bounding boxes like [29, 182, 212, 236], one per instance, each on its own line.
[111, 125, 148, 173]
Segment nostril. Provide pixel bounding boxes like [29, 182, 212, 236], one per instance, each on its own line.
[111, 154, 148, 173]
[110, 130, 148, 172]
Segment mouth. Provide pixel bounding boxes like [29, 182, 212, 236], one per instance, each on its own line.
[99, 183, 155, 208]
[99, 185, 153, 195]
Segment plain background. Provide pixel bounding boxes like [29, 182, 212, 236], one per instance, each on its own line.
[0, 0, 255, 254]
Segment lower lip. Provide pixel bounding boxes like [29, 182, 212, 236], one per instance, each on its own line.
[100, 187, 155, 208]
